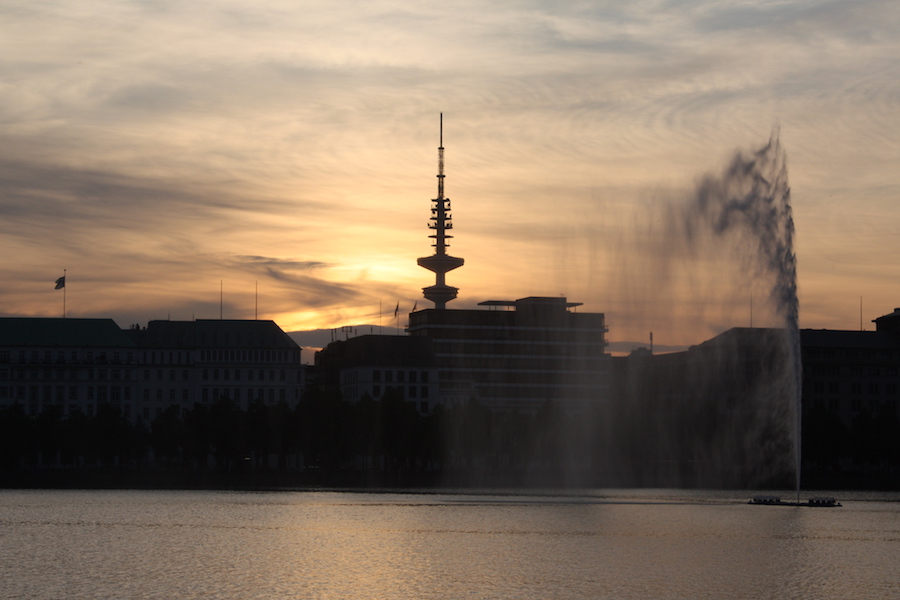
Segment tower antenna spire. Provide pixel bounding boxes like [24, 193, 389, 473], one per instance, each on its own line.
[417, 114, 464, 309]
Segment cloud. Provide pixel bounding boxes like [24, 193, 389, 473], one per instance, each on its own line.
[1, 0, 898, 341]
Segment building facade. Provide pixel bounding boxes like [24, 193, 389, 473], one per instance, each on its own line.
[0, 318, 304, 422]
[407, 296, 610, 410]
[801, 308, 900, 426]
[313, 335, 439, 414]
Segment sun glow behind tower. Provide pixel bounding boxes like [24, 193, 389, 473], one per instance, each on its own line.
[417, 114, 464, 309]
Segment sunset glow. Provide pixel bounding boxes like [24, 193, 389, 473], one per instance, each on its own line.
[2, 0, 898, 349]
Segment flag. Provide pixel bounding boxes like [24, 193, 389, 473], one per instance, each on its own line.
[54, 276, 66, 290]
[412, 301, 417, 312]
[393, 302, 399, 318]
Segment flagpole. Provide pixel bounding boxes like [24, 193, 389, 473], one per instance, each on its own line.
[63, 269, 66, 318]
[394, 302, 399, 335]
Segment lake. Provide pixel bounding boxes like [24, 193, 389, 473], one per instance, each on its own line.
[1, 489, 897, 599]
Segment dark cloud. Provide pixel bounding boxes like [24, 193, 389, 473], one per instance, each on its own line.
[105, 83, 191, 113]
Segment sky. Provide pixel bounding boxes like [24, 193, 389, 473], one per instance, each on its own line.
[2, 0, 898, 351]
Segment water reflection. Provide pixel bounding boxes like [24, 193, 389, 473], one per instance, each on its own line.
[0, 490, 896, 600]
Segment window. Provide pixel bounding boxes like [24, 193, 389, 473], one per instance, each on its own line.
[373, 370, 381, 382]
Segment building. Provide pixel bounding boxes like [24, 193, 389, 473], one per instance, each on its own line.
[313, 335, 439, 414]
[608, 310, 900, 486]
[406, 118, 610, 410]
[0, 318, 304, 422]
[0, 318, 140, 419]
[801, 308, 900, 426]
[408, 297, 610, 410]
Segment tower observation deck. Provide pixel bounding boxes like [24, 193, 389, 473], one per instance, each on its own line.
[417, 114, 464, 309]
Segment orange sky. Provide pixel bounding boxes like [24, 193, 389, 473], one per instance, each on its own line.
[2, 1, 898, 350]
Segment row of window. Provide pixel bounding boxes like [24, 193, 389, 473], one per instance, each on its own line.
[371, 385, 430, 399]
[198, 349, 298, 364]
[0, 350, 135, 364]
[371, 369, 430, 384]
[0, 385, 294, 405]
[202, 368, 289, 382]
[200, 388, 287, 403]
[0, 348, 300, 366]
[805, 348, 898, 360]
[0, 385, 132, 402]
[0, 367, 300, 384]
[806, 364, 900, 377]
[807, 381, 899, 395]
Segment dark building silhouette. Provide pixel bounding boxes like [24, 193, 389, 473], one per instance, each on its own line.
[315, 121, 610, 411]
[0, 318, 303, 422]
[610, 311, 900, 486]
[313, 335, 439, 414]
[408, 297, 609, 410]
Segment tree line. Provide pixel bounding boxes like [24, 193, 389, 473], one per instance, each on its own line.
[1, 388, 898, 489]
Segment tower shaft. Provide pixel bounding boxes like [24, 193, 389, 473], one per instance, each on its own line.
[417, 114, 464, 309]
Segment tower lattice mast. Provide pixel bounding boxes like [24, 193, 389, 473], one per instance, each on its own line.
[417, 114, 464, 309]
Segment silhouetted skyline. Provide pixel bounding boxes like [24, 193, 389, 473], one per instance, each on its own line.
[2, 1, 897, 349]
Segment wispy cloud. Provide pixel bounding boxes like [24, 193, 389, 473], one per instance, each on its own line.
[1, 0, 898, 340]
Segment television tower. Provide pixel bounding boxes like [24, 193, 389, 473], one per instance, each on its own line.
[417, 114, 464, 309]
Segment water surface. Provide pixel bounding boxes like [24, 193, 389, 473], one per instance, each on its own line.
[1, 489, 897, 599]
